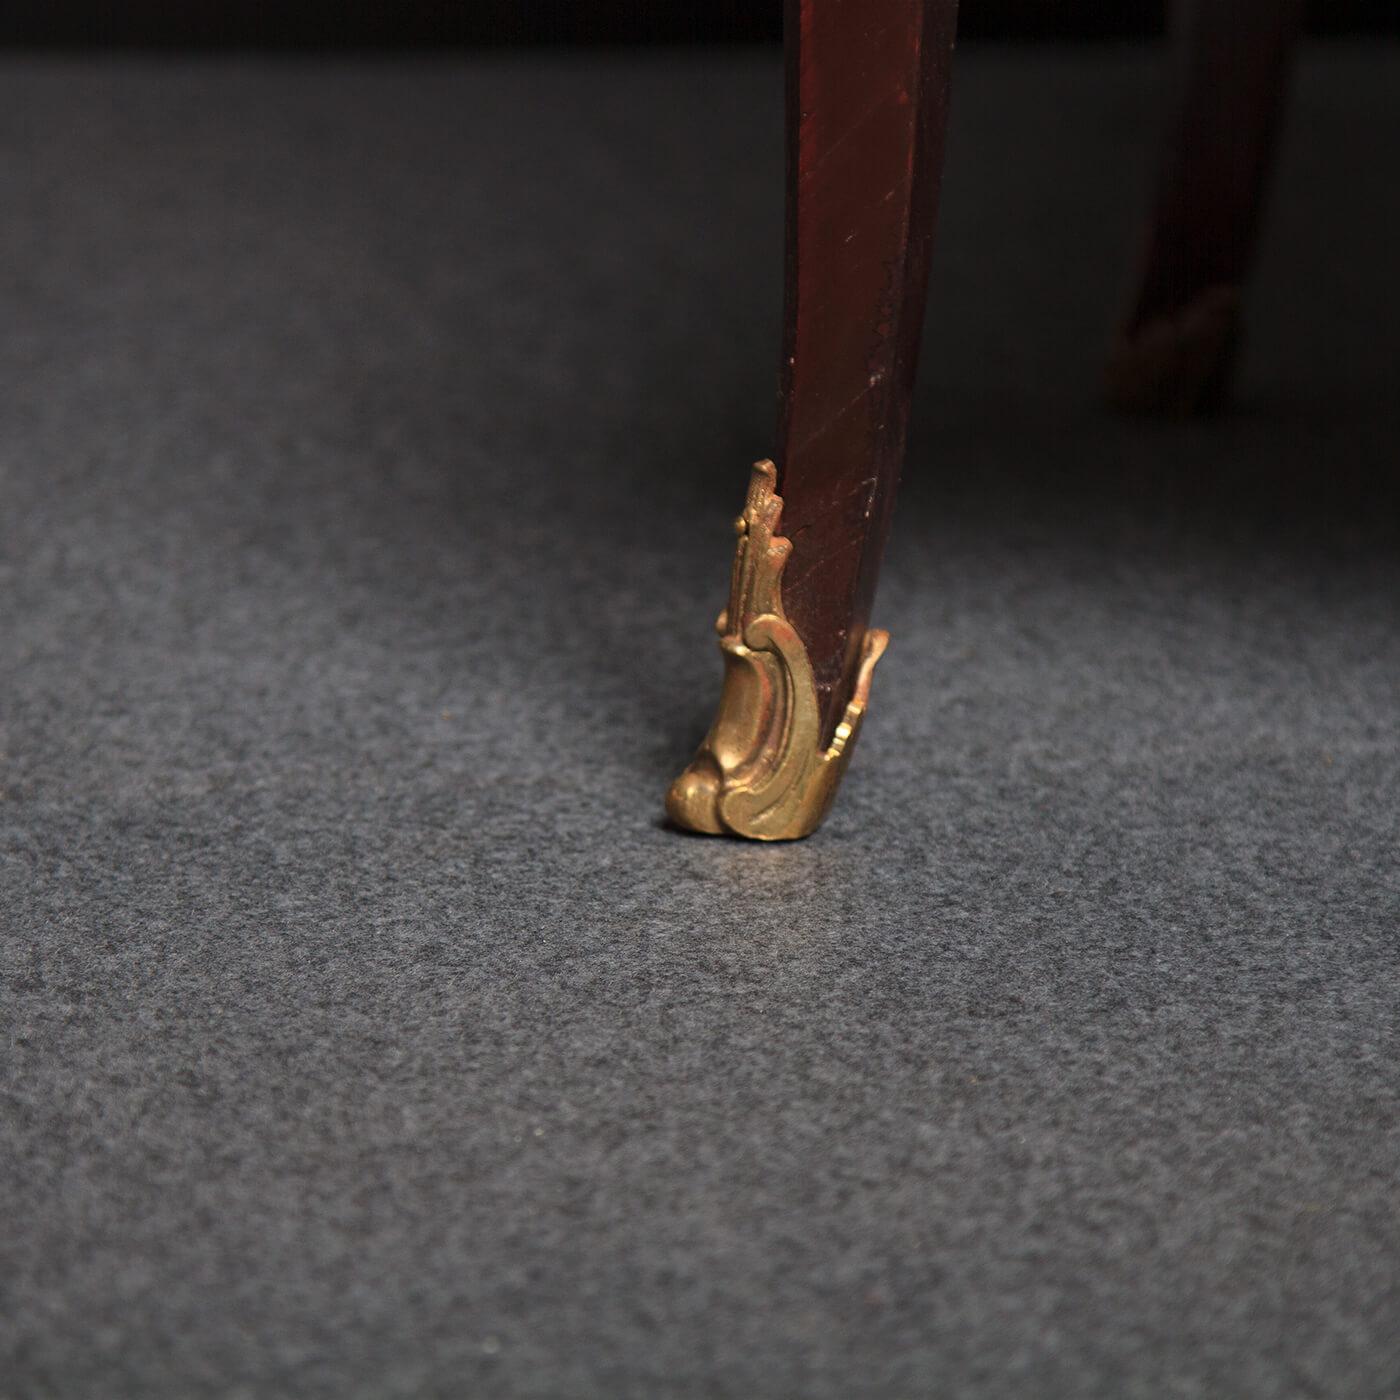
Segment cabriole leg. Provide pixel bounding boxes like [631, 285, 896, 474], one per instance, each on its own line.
[668, 0, 959, 840]
[1107, 0, 1304, 415]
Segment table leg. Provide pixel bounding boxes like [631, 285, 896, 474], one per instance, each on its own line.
[667, 0, 959, 839]
[1107, 0, 1304, 415]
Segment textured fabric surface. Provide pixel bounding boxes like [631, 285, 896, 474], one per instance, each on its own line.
[2, 47, 1398, 1399]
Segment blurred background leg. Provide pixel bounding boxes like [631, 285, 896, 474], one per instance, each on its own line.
[1106, 0, 1304, 415]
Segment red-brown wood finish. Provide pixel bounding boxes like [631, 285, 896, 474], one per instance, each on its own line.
[1108, 0, 1304, 414]
[775, 0, 959, 742]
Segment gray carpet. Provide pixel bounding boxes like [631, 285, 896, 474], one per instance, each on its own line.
[2, 44, 1398, 1399]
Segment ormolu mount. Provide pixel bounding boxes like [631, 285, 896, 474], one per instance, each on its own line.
[666, 462, 888, 841]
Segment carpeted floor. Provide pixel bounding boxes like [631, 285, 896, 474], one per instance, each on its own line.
[2, 44, 1398, 1399]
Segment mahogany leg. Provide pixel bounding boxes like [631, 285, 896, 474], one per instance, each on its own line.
[1107, 0, 1304, 415]
[667, 0, 958, 840]
[775, 0, 958, 742]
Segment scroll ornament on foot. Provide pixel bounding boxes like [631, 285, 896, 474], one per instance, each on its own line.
[665, 460, 888, 841]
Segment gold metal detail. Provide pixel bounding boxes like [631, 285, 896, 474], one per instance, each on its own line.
[666, 460, 888, 841]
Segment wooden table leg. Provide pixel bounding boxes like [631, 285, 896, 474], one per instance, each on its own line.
[667, 0, 958, 840]
[1107, 0, 1304, 415]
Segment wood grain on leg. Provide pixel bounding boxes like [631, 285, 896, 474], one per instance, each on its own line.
[776, 0, 959, 742]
